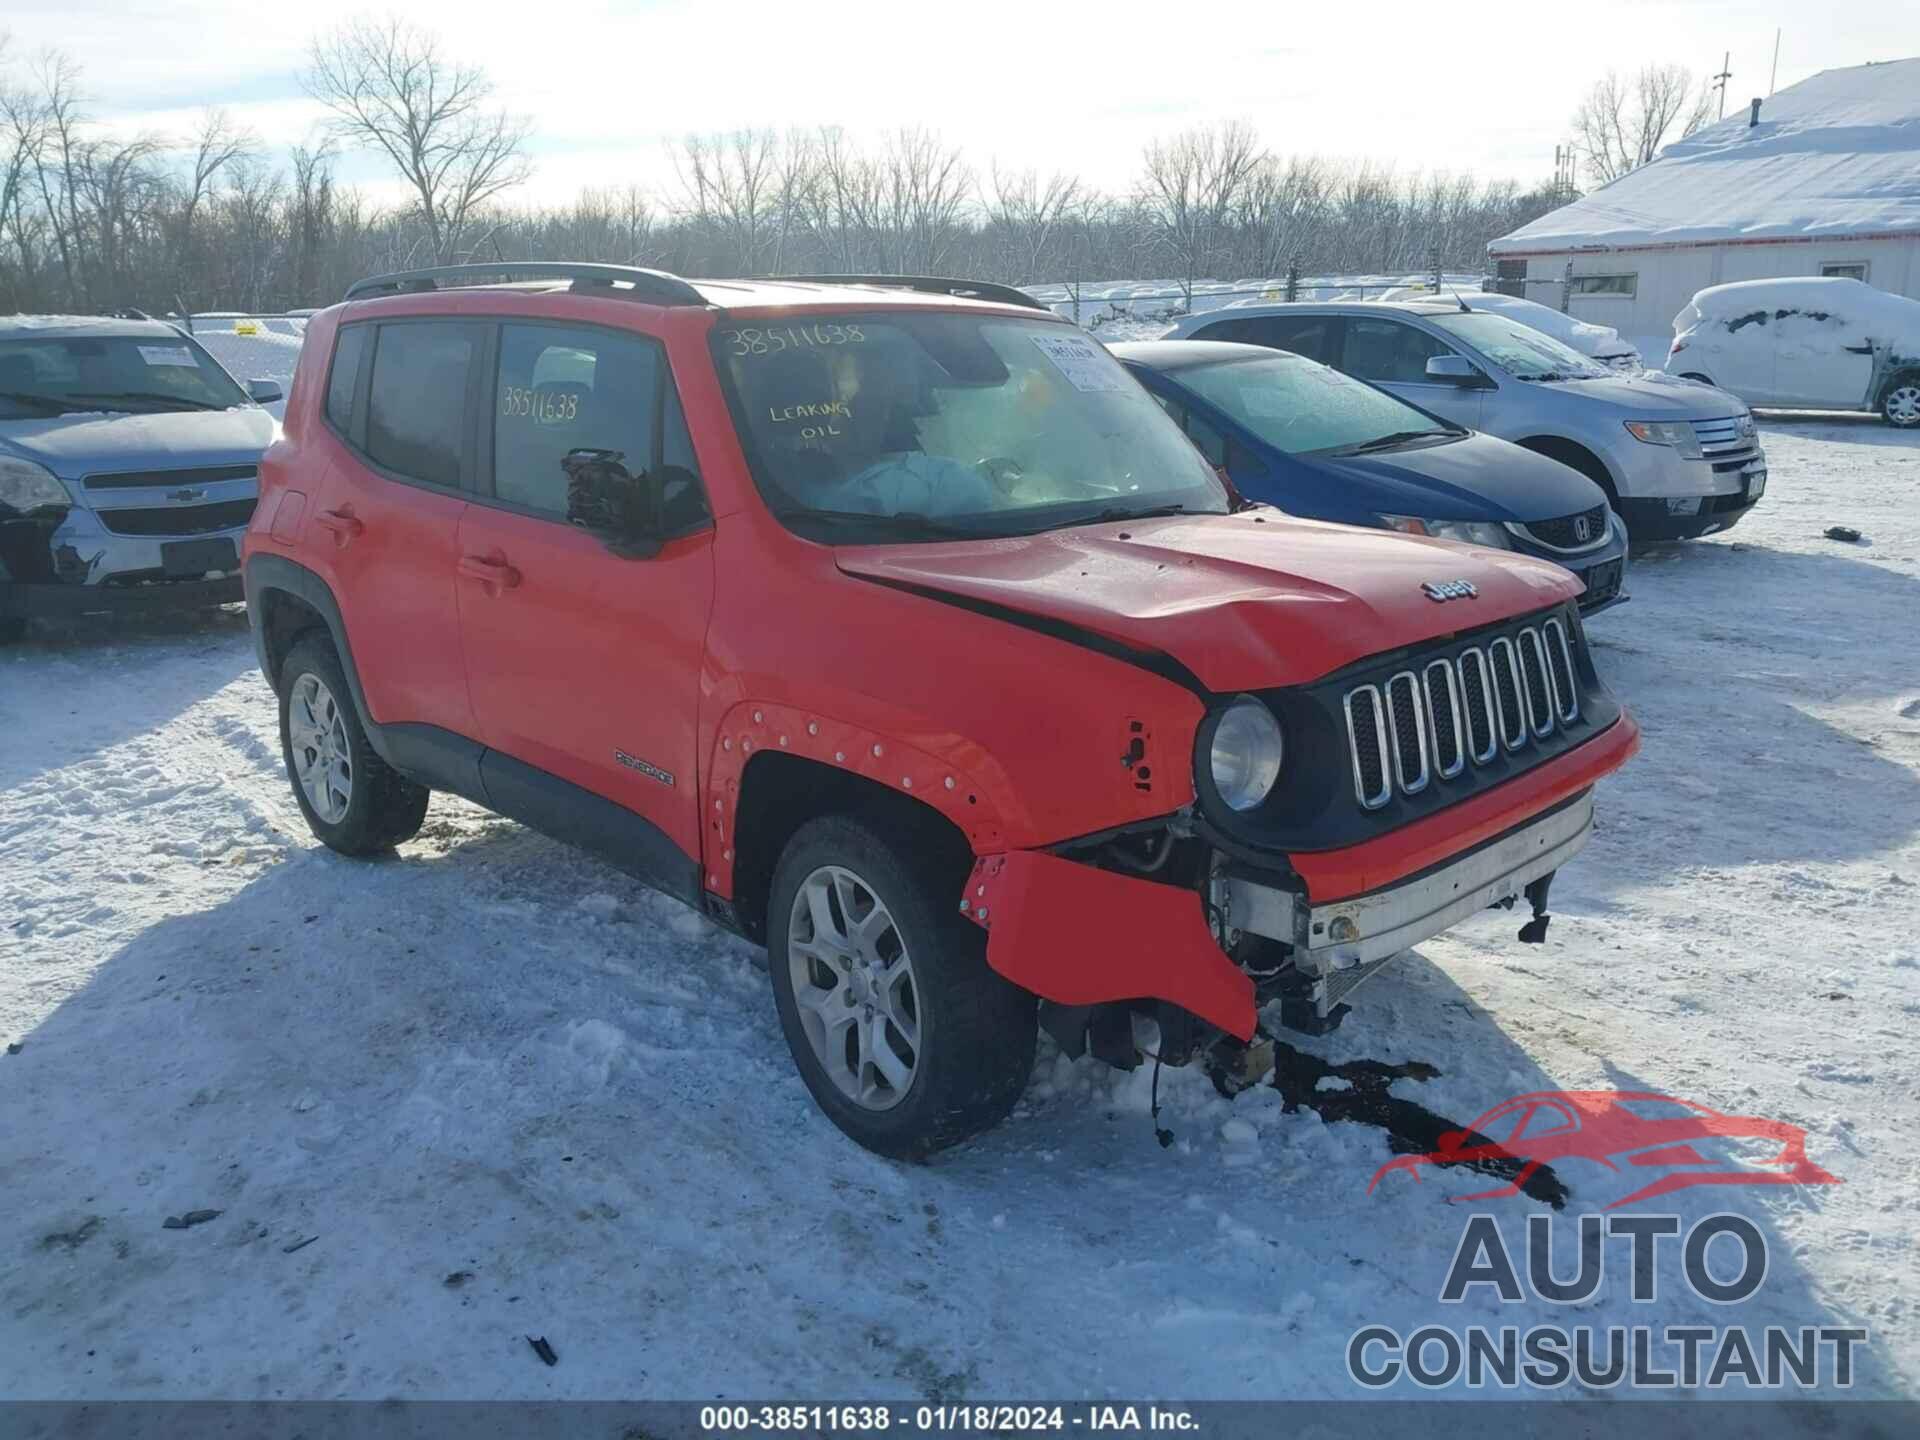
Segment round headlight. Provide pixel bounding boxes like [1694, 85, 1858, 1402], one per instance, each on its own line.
[1208, 697, 1284, 812]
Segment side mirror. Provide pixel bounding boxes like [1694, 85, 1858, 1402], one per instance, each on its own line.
[1424, 355, 1488, 388]
[247, 378, 284, 405]
[563, 449, 699, 559]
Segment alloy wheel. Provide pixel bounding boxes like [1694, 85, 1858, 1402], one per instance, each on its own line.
[288, 673, 353, 824]
[786, 865, 921, 1111]
[1887, 384, 1920, 427]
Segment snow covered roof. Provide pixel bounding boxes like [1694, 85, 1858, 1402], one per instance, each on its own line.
[1491, 58, 1920, 254]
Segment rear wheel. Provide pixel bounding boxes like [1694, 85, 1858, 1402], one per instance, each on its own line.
[768, 814, 1036, 1159]
[1883, 375, 1920, 428]
[278, 633, 428, 854]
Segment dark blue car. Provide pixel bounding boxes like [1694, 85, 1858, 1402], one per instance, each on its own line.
[1113, 340, 1629, 614]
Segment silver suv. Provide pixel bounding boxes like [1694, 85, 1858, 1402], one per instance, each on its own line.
[1168, 300, 1767, 542]
[0, 316, 281, 640]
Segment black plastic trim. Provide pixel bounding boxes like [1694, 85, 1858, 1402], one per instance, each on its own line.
[346, 262, 706, 307]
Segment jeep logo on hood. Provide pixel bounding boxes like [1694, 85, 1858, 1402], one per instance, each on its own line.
[1422, 579, 1478, 602]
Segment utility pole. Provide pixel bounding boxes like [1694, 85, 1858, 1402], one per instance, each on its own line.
[1770, 29, 1781, 95]
[1712, 51, 1733, 119]
[1553, 143, 1578, 200]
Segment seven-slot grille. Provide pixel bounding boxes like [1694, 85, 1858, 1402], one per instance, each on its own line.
[1344, 616, 1582, 809]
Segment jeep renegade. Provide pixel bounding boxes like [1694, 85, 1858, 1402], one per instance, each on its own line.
[244, 264, 1639, 1158]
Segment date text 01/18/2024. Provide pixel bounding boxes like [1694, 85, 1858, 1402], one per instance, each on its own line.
[698, 1404, 1199, 1433]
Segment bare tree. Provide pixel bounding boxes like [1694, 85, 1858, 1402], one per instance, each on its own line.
[985, 165, 1086, 282]
[1138, 120, 1266, 302]
[1571, 65, 1714, 186]
[301, 16, 530, 263]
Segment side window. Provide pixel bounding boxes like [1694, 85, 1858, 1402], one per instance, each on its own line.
[1200, 315, 1332, 363]
[491, 322, 708, 531]
[1185, 411, 1229, 469]
[1342, 319, 1452, 385]
[364, 323, 476, 487]
[325, 325, 367, 435]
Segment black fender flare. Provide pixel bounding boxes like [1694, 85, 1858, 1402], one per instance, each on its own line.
[244, 553, 386, 757]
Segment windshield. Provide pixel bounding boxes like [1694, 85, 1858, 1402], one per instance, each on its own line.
[714, 313, 1229, 542]
[0, 333, 250, 419]
[1174, 354, 1457, 455]
[1429, 312, 1608, 382]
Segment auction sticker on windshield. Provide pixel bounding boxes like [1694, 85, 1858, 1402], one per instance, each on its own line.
[137, 344, 198, 367]
[1031, 332, 1126, 392]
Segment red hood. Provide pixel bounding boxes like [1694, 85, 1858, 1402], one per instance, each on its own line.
[835, 512, 1584, 691]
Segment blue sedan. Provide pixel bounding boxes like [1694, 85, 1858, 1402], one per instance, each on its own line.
[1114, 340, 1629, 614]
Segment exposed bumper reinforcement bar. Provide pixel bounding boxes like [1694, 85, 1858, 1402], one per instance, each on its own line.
[1225, 792, 1595, 1012]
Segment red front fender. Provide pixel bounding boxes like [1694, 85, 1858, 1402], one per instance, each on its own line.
[962, 851, 1256, 1041]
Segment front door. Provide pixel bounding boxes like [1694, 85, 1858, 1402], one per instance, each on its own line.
[1340, 316, 1487, 429]
[455, 320, 717, 870]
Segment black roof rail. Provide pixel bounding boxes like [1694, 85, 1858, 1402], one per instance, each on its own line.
[344, 262, 706, 307]
[761, 275, 1050, 312]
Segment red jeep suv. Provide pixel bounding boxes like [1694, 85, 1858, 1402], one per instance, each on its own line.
[244, 264, 1638, 1157]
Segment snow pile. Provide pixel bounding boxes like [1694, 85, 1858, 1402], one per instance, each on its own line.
[1379, 286, 1643, 368]
[1668, 276, 1920, 393]
[1492, 57, 1920, 252]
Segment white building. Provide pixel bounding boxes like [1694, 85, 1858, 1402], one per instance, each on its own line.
[1488, 57, 1920, 351]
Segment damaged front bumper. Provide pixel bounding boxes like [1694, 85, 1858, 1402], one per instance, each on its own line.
[962, 710, 1640, 1045]
[1221, 792, 1594, 1018]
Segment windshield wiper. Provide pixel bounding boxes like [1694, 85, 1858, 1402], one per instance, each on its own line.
[780, 507, 982, 540]
[0, 390, 85, 415]
[1337, 429, 1456, 455]
[1071, 502, 1190, 526]
[64, 391, 228, 412]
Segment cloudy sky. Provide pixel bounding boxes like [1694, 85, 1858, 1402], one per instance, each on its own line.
[5, 0, 1918, 206]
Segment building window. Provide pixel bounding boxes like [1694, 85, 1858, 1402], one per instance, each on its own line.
[1819, 262, 1869, 282]
[1569, 273, 1636, 299]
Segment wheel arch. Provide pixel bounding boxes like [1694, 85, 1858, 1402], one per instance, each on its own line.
[243, 555, 378, 735]
[728, 748, 976, 946]
[1514, 435, 1621, 505]
[1879, 365, 1920, 413]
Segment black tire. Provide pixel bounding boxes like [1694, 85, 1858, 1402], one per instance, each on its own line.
[0, 617, 25, 645]
[1882, 373, 1920, 429]
[278, 632, 428, 854]
[767, 813, 1036, 1159]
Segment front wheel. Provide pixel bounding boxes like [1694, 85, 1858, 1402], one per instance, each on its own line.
[768, 815, 1036, 1159]
[278, 633, 428, 854]
[1883, 376, 1920, 428]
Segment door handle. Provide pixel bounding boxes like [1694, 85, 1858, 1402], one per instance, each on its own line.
[458, 553, 522, 590]
[315, 508, 363, 544]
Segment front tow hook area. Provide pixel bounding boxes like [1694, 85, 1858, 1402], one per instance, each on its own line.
[1517, 871, 1554, 944]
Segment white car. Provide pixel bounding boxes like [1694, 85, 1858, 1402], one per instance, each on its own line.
[1379, 288, 1642, 370]
[1665, 277, 1920, 427]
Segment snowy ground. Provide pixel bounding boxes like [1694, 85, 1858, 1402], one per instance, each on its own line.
[2, 419, 1918, 1409]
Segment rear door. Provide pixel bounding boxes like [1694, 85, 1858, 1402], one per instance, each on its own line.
[1336, 316, 1486, 428]
[455, 319, 717, 873]
[317, 318, 479, 737]
[1701, 314, 1777, 403]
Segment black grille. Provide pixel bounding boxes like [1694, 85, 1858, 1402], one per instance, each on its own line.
[1489, 640, 1523, 747]
[1524, 503, 1609, 551]
[1347, 689, 1387, 806]
[1460, 652, 1494, 760]
[1424, 663, 1461, 776]
[1518, 630, 1553, 734]
[97, 498, 256, 536]
[84, 464, 258, 491]
[1544, 622, 1578, 720]
[1386, 674, 1425, 790]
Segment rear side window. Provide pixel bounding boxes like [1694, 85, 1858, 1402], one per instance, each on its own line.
[1200, 314, 1334, 363]
[325, 325, 367, 433]
[490, 322, 707, 530]
[365, 323, 475, 487]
